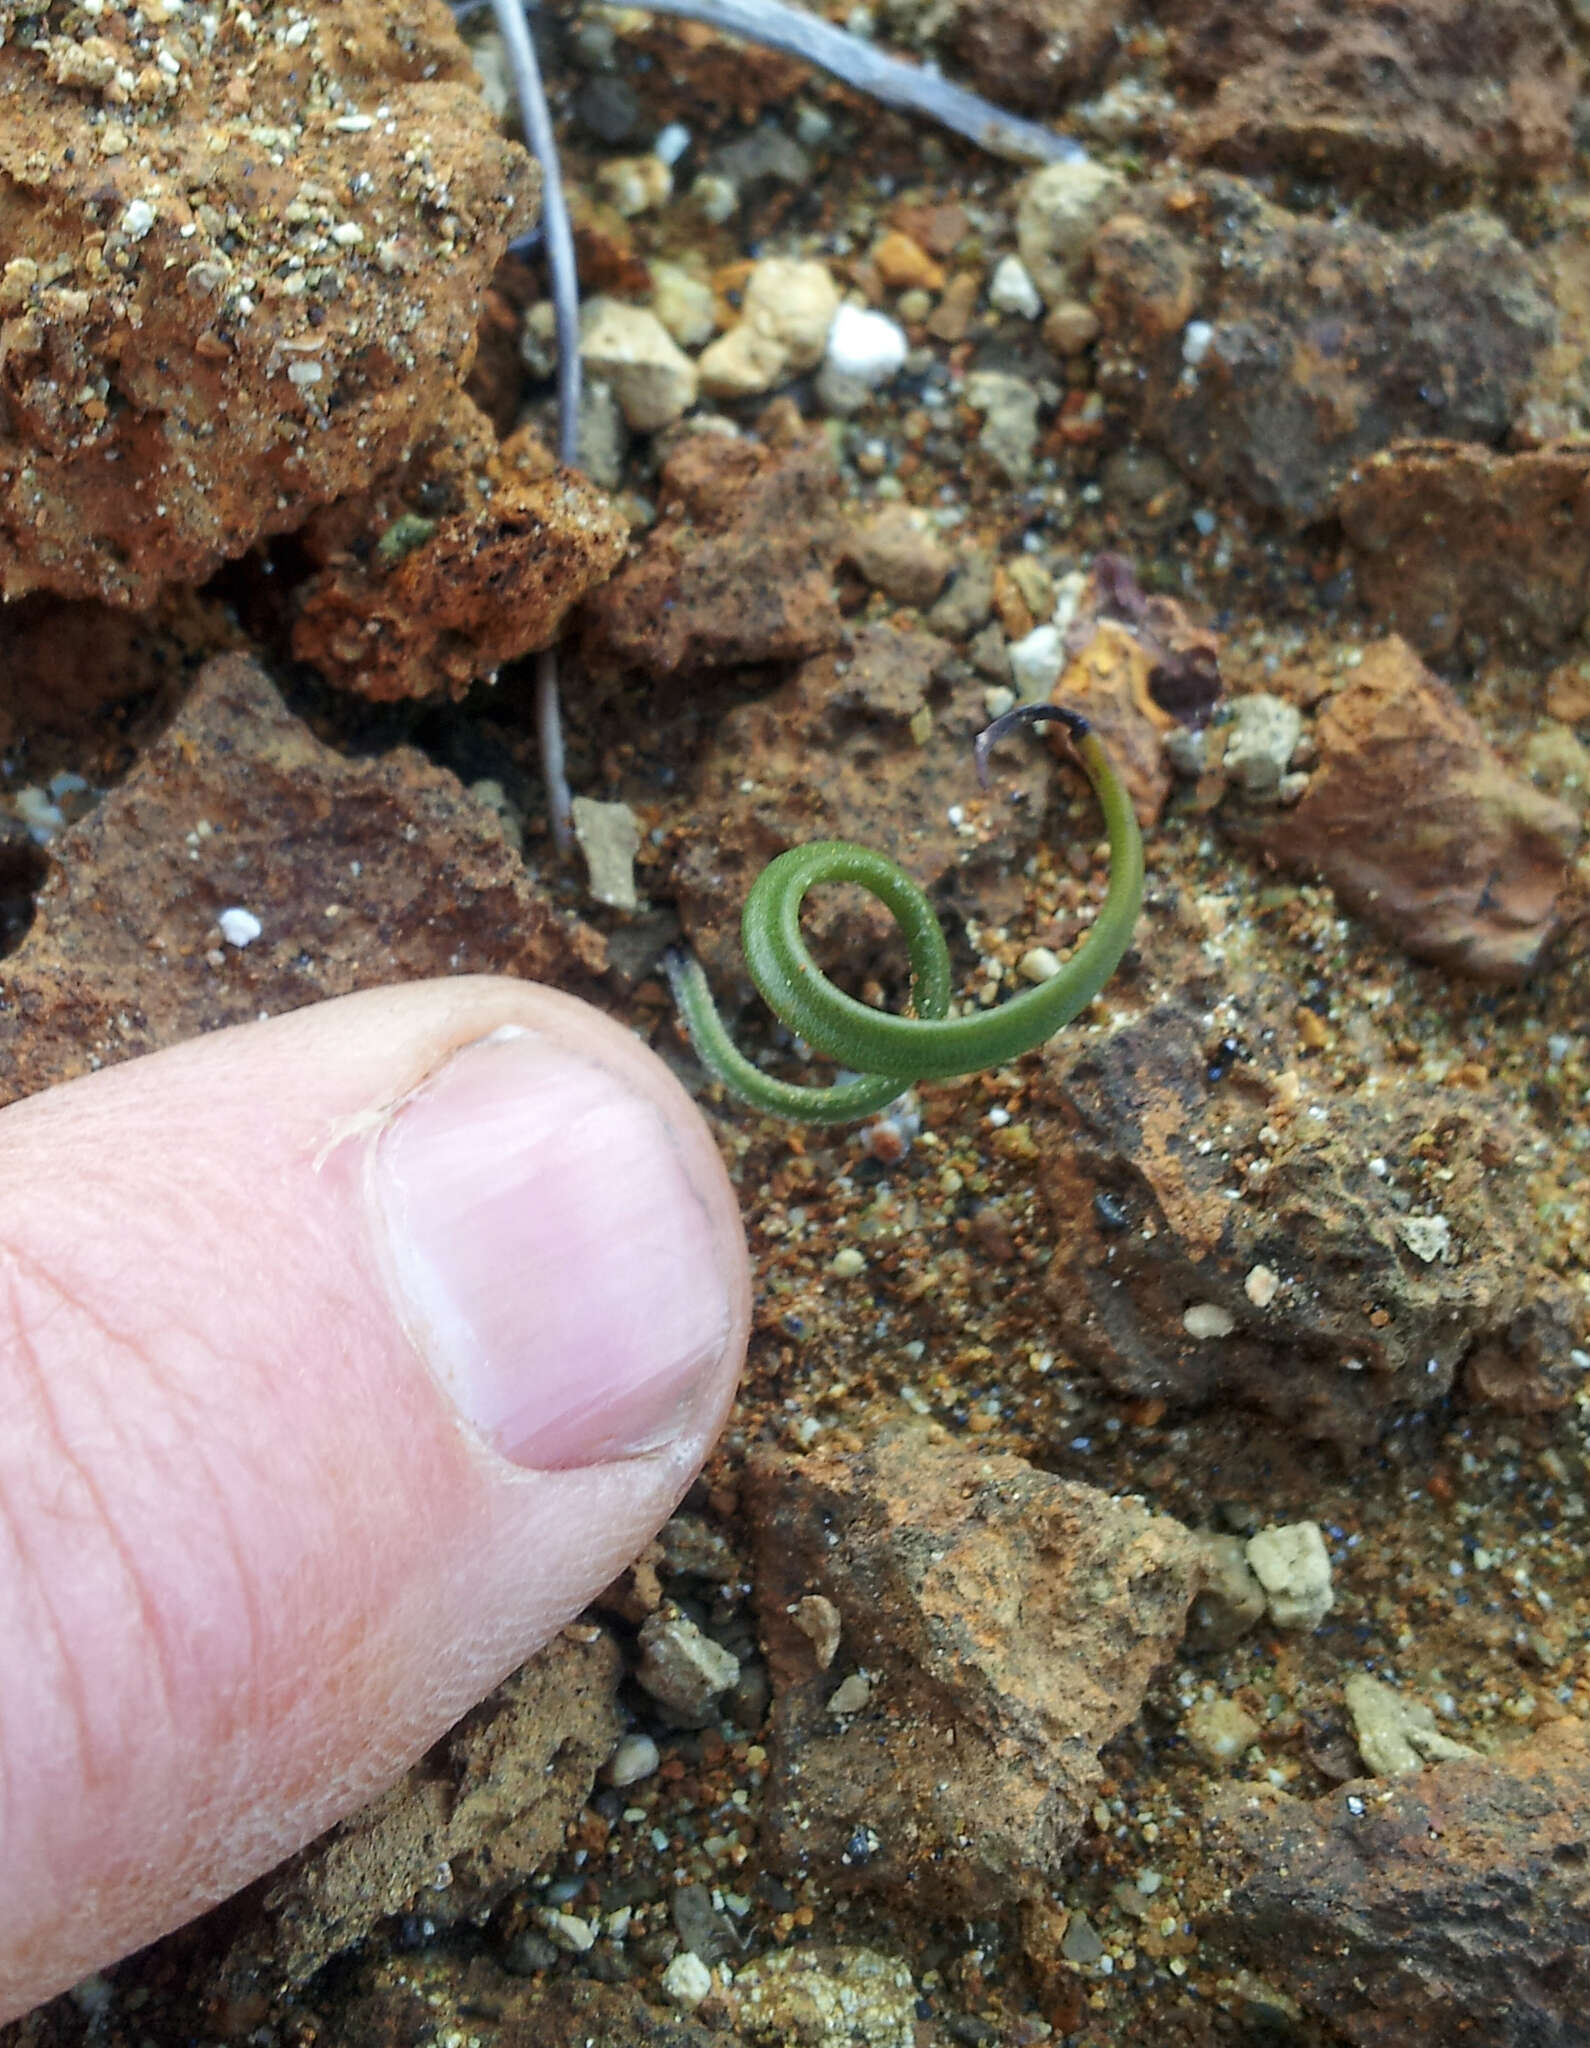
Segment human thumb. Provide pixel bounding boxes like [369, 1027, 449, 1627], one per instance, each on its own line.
[0, 977, 748, 2022]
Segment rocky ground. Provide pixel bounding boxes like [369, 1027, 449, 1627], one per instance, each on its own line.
[4, 0, 1590, 2043]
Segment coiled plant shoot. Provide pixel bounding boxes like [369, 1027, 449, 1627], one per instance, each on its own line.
[666, 705, 1144, 1124]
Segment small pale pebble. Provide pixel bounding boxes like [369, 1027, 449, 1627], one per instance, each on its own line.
[15, 787, 65, 840]
[1246, 1521, 1334, 1631]
[824, 302, 907, 387]
[653, 120, 691, 165]
[636, 1610, 740, 1716]
[605, 1731, 661, 1788]
[964, 368, 1040, 482]
[596, 153, 671, 217]
[988, 253, 1042, 320]
[1184, 1697, 1260, 1767]
[1019, 946, 1062, 984]
[829, 1246, 866, 1279]
[1183, 1301, 1235, 1339]
[1182, 319, 1215, 367]
[814, 363, 875, 416]
[1244, 1264, 1279, 1307]
[1396, 1214, 1452, 1265]
[571, 793, 643, 908]
[1164, 726, 1206, 778]
[661, 1952, 714, 2008]
[1223, 693, 1302, 799]
[120, 198, 156, 239]
[1007, 622, 1065, 700]
[538, 1909, 595, 1954]
[792, 1593, 843, 1669]
[742, 256, 839, 368]
[218, 906, 262, 948]
[1043, 298, 1100, 356]
[1006, 553, 1055, 623]
[827, 1670, 872, 1716]
[579, 298, 697, 431]
[1344, 1672, 1478, 1776]
[697, 321, 790, 399]
[650, 259, 717, 349]
[1015, 158, 1127, 304]
[691, 171, 738, 223]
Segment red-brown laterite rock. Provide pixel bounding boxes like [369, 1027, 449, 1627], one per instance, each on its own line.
[290, 394, 628, 702]
[577, 429, 847, 683]
[1159, 0, 1578, 186]
[1266, 637, 1581, 982]
[0, 0, 534, 608]
[747, 1424, 1204, 1915]
[1035, 994, 1553, 1444]
[200, 1634, 622, 1997]
[1203, 1720, 1590, 2047]
[1093, 177, 1556, 526]
[1337, 442, 1590, 658]
[946, 0, 1119, 115]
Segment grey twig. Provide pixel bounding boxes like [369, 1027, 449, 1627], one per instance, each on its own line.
[608, 0, 1084, 164]
[491, 0, 581, 854]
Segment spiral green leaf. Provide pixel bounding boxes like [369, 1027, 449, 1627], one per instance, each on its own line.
[666, 707, 1144, 1124]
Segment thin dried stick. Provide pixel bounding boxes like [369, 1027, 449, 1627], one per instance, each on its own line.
[482, 0, 1082, 849]
[491, 0, 581, 854]
[609, 0, 1083, 164]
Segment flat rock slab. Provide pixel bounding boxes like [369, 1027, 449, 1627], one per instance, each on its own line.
[1203, 1719, 1590, 2047]
[0, 653, 605, 1106]
[747, 1425, 1204, 1915]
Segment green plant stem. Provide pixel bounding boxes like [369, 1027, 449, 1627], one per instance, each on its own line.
[666, 713, 1144, 1124]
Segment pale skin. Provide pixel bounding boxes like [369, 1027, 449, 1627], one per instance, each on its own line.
[0, 978, 750, 2022]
